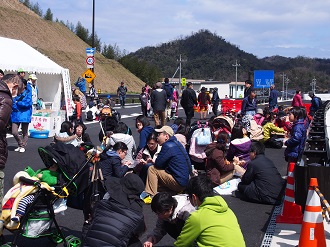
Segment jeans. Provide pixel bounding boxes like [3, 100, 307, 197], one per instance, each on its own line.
[120, 95, 126, 107]
[184, 107, 194, 126]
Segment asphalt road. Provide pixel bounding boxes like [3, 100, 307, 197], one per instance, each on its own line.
[2, 104, 289, 247]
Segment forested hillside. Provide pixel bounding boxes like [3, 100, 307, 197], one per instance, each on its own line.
[125, 30, 330, 93]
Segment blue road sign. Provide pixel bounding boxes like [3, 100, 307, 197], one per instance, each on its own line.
[254, 70, 274, 89]
[86, 47, 95, 55]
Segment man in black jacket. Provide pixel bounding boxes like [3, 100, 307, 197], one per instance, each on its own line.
[83, 173, 145, 247]
[151, 82, 167, 126]
[180, 82, 197, 125]
[237, 141, 285, 205]
[243, 79, 253, 98]
[0, 74, 19, 206]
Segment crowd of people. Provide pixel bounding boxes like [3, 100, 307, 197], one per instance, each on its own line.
[0, 70, 323, 246]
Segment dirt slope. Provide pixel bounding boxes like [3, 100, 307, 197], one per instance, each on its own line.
[0, 0, 144, 93]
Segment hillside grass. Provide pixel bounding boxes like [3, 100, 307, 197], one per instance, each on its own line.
[0, 0, 144, 93]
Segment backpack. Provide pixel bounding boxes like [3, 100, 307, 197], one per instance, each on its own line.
[86, 110, 94, 121]
[315, 96, 322, 107]
[163, 84, 173, 100]
[189, 122, 212, 163]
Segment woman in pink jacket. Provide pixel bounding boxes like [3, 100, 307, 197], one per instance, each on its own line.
[291, 90, 303, 107]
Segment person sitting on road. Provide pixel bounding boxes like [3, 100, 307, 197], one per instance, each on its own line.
[54, 122, 91, 146]
[54, 121, 79, 147]
[136, 115, 154, 153]
[134, 132, 162, 184]
[226, 123, 251, 169]
[143, 192, 195, 247]
[205, 131, 246, 186]
[85, 101, 99, 121]
[98, 142, 130, 178]
[237, 141, 285, 205]
[284, 107, 307, 163]
[142, 126, 190, 203]
[108, 122, 136, 165]
[174, 175, 246, 247]
[262, 112, 286, 149]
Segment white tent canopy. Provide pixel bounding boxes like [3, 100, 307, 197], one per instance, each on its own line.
[0, 36, 73, 111]
[0, 36, 73, 137]
[0, 36, 64, 74]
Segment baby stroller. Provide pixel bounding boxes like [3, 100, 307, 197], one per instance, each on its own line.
[0, 142, 96, 247]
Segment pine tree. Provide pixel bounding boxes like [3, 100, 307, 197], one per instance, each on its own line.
[44, 8, 53, 21]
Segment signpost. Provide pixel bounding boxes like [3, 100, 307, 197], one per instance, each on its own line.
[81, 69, 96, 83]
[181, 77, 186, 87]
[253, 70, 274, 89]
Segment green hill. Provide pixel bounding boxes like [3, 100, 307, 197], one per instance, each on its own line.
[127, 29, 330, 93]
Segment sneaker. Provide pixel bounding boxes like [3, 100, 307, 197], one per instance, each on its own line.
[14, 147, 21, 152]
[19, 147, 25, 153]
[143, 195, 152, 204]
[11, 216, 20, 223]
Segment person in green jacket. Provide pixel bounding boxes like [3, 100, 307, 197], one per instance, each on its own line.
[174, 175, 245, 247]
[11, 164, 59, 223]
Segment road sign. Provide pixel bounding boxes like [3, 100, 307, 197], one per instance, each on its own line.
[86, 47, 95, 56]
[181, 77, 186, 86]
[81, 69, 96, 83]
[254, 70, 274, 89]
[86, 56, 95, 66]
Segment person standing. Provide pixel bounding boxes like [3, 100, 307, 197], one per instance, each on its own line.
[139, 87, 149, 117]
[180, 82, 197, 126]
[27, 74, 38, 110]
[74, 77, 87, 97]
[174, 176, 246, 247]
[291, 90, 303, 107]
[117, 81, 127, 108]
[162, 78, 174, 121]
[211, 87, 220, 116]
[11, 76, 33, 153]
[150, 82, 167, 126]
[0, 74, 19, 206]
[244, 79, 253, 98]
[308, 91, 321, 116]
[268, 84, 278, 111]
[17, 68, 27, 86]
[197, 87, 211, 120]
[172, 84, 179, 119]
[241, 90, 257, 117]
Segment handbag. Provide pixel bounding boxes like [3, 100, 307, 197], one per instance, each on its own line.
[196, 128, 212, 146]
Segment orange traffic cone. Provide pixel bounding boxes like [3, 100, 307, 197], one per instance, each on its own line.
[298, 178, 326, 247]
[276, 162, 303, 224]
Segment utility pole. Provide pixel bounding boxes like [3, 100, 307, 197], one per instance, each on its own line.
[232, 60, 241, 98]
[311, 77, 316, 94]
[282, 72, 286, 101]
[91, 0, 95, 85]
[285, 78, 290, 100]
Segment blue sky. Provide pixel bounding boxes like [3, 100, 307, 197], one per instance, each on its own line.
[36, 0, 330, 59]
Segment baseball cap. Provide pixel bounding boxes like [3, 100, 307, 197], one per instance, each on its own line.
[17, 68, 25, 73]
[28, 74, 38, 80]
[155, 126, 174, 136]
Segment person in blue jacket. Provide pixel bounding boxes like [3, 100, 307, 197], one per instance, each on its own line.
[135, 115, 154, 153]
[74, 77, 87, 96]
[98, 142, 130, 178]
[144, 126, 190, 199]
[11, 79, 32, 153]
[241, 90, 257, 117]
[284, 107, 307, 163]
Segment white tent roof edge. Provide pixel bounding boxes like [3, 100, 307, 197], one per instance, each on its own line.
[0, 36, 64, 74]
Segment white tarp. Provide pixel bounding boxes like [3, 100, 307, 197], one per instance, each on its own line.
[0, 36, 63, 74]
[0, 36, 74, 136]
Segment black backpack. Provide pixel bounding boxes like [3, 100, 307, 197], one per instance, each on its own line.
[86, 110, 93, 121]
